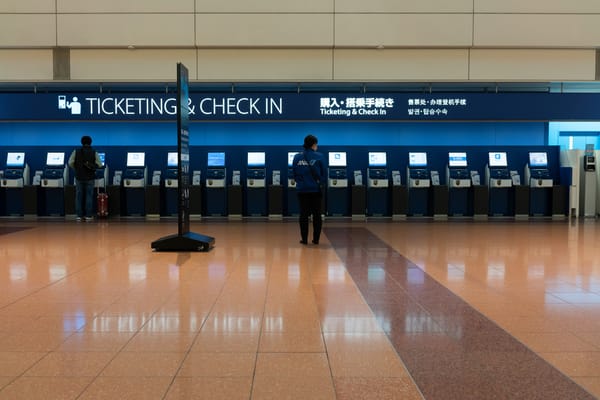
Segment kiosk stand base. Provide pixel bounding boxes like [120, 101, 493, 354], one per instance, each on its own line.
[151, 232, 215, 252]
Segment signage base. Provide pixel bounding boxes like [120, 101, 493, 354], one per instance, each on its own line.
[151, 232, 215, 252]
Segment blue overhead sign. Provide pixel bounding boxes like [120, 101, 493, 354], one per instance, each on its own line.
[2, 92, 600, 121]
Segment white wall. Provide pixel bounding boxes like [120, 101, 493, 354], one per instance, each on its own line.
[0, 2, 598, 81]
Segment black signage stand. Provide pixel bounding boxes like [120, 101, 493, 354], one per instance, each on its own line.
[151, 63, 215, 252]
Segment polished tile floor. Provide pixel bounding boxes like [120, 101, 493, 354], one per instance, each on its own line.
[0, 218, 599, 399]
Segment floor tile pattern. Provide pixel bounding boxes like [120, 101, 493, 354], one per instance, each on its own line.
[325, 226, 597, 400]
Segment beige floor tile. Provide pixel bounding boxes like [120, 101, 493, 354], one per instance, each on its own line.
[324, 333, 410, 378]
[78, 377, 172, 400]
[177, 352, 256, 377]
[334, 377, 424, 400]
[0, 332, 70, 352]
[572, 376, 600, 399]
[123, 332, 196, 352]
[254, 353, 330, 377]
[252, 375, 336, 400]
[24, 352, 115, 377]
[540, 352, 600, 377]
[516, 332, 598, 353]
[58, 332, 134, 352]
[191, 332, 260, 353]
[164, 377, 252, 400]
[0, 376, 92, 400]
[82, 315, 148, 332]
[0, 352, 47, 376]
[259, 331, 325, 353]
[100, 351, 186, 377]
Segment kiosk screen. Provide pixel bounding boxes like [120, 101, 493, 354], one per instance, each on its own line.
[488, 152, 507, 167]
[288, 152, 299, 167]
[6, 152, 25, 167]
[448, 152, 467, 167]
[98, 152, 106, 167]
[368, 152, 387, 167]
[126, 152, 145, 167]
[529, 152, 548, 168]
[247, 152, 265, 167]
[328, 152, 347, 167]
[46, 152, 65, 166]
[207, 152, 225, 167]
[408, 152, 427, 167]
[167, 152, 178, 167]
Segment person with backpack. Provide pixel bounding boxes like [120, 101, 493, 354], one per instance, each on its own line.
[292, 134, 327, 245]
[68, 135, 102, 221]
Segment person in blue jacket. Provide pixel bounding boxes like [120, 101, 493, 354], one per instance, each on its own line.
[292, 134, 327, 245]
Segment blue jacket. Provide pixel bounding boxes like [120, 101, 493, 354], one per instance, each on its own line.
[292, 149, 327, 193]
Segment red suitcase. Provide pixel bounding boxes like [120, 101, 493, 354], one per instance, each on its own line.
[97, 190, 108, 218]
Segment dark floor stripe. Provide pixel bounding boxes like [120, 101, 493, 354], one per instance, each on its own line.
[325, 227, 595, 400]
[0, 227, 30, 236]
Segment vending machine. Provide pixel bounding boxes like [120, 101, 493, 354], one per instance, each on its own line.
[525, 151, 552, 216]
[486, 151, 513, 216]
[246, 151, 267, 216]
[41, 152, 68, 216]
[407, 152, 430, 216]
[164, 151, 179, 216]
[327, 151, 349, 216]
[205, 152, 227, 216]
[447, 151, 471, 216]
[94, 152, 108, 188]
[286, 151, 300, 216]
[367, 151, 389, 216]
[2, 152, 30, 216]
[123, 152, 146, 216]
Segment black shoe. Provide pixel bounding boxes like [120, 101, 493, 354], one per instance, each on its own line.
[299, 240, 307, 245]
[312, 240, 319, 245]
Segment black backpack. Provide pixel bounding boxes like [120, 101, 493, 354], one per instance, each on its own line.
[75, 146, 96, 180]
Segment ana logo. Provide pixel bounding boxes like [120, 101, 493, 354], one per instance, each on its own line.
[57, 95, 81, 115]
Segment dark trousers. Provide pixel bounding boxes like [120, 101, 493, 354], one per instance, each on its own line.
[298, 191, 323, 243]
[75, 178, 95, 218]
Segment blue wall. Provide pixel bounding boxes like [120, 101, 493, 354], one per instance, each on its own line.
[0, 121, 545, 146]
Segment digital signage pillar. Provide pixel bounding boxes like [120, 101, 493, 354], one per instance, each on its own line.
[152, 63, 215, 252]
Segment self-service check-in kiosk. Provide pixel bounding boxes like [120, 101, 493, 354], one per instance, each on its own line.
[447, 152, 471, 216]
[123, 152, 146, 216]
[486, 151, 513, 216]
[367, 151, 389, 216]
[41, 152, 68, 216]
[407, 152, 430, 216]
[525, 151, 552, 216]
[95, 152, 108, 188]
[246, 152, 267, 216]
[581, 152, 596, 217]
[164, 152, 179, 216]
[2, 152, 30, 216]
[206, 152, 227, 216]
[327, 151, 349, 216]
[286, 152, 300, 216]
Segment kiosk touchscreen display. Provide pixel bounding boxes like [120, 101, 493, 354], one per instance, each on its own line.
[408, 152, 427, 167]
[207, 152, 225, 167]
[6, 152, 25, 167]
[328, 152, 347, 167]
[288, 152, 299, 167]
[488, 152, 507, 167]
[46, 152, 65, 166]
[126, 152, 145, 167]
[247, 152, 265, 167]
[98, 152, 106, 167]
[529, 152, 548, 168]
[448, 152, 467, 167]
[368, 152, 387, 167]
[167, 152, 178, 167]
